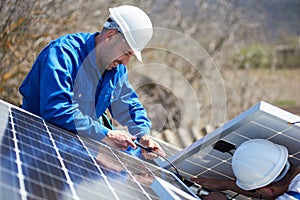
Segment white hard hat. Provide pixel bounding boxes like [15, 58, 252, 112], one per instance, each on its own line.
[108, 5, 153, 62]
[232, 139, 289, 190]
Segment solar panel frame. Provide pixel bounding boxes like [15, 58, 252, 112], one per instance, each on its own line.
[156, 101, 300, 200]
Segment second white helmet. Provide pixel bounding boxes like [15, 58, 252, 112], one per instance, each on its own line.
[232, 139, 289, 190]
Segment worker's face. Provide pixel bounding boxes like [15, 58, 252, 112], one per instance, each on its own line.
[98, 30, 134, 71]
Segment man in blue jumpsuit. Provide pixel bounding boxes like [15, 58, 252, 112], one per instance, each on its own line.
[19, 5, 165, 159]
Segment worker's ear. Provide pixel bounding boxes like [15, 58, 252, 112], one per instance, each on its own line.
[105, 29, 118, 41]
[258, 186, 275, 199]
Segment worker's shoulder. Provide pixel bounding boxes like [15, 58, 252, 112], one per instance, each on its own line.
[50, 32, 96, 49]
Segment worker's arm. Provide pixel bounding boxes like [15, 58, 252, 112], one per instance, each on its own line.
[108, 64, 151, 138]
[38, 45, 134, 150]
[190, 178, 263, 198]
[108, 65, 165, 158]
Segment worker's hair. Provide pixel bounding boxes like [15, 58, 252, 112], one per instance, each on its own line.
[101, 18, 114, 32]
[107, 17, 113, 22]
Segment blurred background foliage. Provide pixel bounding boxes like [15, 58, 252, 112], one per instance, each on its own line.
[0, 0, 299, 147]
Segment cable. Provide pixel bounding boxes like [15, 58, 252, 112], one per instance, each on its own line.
[227, 193, 240, 200]
[133, 139, 238, 198]
[133, 140, 182, 179]
[288, 121, 300, 125]
[133, 140, 201, 187]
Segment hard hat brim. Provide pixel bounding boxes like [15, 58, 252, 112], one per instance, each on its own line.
[134, 51, 142, 62]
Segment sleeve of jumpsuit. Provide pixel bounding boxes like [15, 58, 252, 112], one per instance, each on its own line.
[108, 66, 151, 139]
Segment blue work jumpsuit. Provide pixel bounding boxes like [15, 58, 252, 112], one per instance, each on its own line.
[19, 32, 151, 155]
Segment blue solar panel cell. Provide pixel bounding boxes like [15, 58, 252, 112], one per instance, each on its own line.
[1, 152, 17, 173]
[1, 135, 17, 165]
[0, 168, 19, 188]
[0, 125, 20, 197]
[0, 185, 21, 200]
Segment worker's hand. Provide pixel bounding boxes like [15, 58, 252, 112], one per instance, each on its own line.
[139, 135, 166, 159]
[202, 192, 227, 200]
[190, 177, 228, 191]
[102, 130, 137, 150]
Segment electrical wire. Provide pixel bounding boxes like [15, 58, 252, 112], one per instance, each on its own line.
[228, 193, 240, 199]
[133, 140, 182, 179]
[133, 139, 240, 199]
[287, 121, 300, 125]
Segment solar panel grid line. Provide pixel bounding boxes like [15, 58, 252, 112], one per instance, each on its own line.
[12, 112, 70, 199]
[152, 137, 252, 200]
[75, 135, 121, 200]
[235, 119, 300, 163]
[232, 124, 300, 168]
[11, 109, 47, 137]
[64, 155, 104, 179]
[0, 129, 20, 199]
[11, 106, 79, 199]
[199, 166, 232, 180]
[48, 134, 120, 198]
[176, 147, 228, 174]
[48, 127, 125, 199]
[40, 142, 100, 179]
[108, 147, 153, 200]
[3, 148, 67, 189]
[280, 129, 298, 141]
[188, 107, 266, 155]
[169, 101, 300, 199]
[0, 99, 202, 200]
[101, 145, 156, 199]
[0, 181, 21, 199]
[95, 148, 157, 199]
[144, 164, 196, 197]
[48, 126, 90, 153]
[249, 120, 278, 135]
[9, 106, 27, 200]
[84, 136, 196, 199]
[43, 115, 79, 199]
[237, 120, 300, 143]
[193, 157, 233, 179]
[63, 142, 148, 198]
[190, 163, 230, 180]
[8, 166, 73, 200]
[47, 122, 157, 199]
[279, 124, 297, 135]
[7, 133, 60, 168]
[0, 157, 21, 199]
[10, 104, 117, 199]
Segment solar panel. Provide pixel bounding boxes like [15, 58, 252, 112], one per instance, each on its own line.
[0, 99, 199, 200]
[157, 101, 300, 199]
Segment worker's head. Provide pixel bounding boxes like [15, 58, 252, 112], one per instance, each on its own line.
[101, 5, 153, 65]
[232, 139, 289, 191]
[97, 26, 134, 70]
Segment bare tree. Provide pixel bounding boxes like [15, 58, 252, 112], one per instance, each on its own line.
[0, 0, 266, 147]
